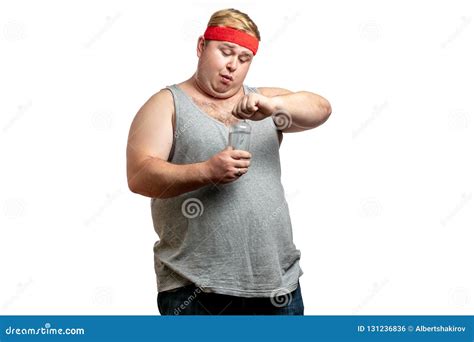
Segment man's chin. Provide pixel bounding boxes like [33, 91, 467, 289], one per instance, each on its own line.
[211, 83, 242, 98]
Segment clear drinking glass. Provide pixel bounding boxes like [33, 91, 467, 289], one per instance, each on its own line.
[228, 120, 251, 151]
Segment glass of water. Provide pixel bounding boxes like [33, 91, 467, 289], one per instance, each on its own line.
[228, 120, 251, 151]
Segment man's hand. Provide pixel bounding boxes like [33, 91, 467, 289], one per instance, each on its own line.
[204, 146, 252, 184]
[231, 93, 277, 121]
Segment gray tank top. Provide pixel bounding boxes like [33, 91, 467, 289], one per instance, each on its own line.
[151, 84, 302, 297]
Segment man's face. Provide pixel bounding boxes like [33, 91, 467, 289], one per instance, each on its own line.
[196, 37, 254, 99]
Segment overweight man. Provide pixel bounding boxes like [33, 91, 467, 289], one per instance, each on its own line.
[126, 8, 331, 315]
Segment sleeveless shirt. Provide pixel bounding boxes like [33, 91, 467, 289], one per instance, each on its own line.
[151, 84, 303, 297]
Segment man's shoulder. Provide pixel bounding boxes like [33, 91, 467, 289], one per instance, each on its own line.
[149, 86, 174, 104]
[137, 87, 175, 120]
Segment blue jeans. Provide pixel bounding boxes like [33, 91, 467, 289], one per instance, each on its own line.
[157, 282, 304, 315]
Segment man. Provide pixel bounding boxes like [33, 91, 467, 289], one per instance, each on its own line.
[126, 8, 331, 315]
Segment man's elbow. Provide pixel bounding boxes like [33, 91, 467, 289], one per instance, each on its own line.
[127, 175, 143, 195]
[128, 174, 169, 199]
[127, 158, 155, 197]
[128, 179, 155, 198]
[325, 99, 332, 117]
[316, 98, 332, 126]
[127, 167, 150, 197]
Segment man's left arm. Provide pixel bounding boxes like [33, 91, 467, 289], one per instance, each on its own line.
[232, 87, 332, 133]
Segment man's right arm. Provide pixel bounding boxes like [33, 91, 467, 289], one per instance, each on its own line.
[126, 89, 251, 199]
[126, 89, 211, 199]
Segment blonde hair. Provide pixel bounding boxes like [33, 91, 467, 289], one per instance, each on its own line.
[207, 8, 260, 41]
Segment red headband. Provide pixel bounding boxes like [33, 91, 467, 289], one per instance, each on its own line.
[203, 26, 259, 55]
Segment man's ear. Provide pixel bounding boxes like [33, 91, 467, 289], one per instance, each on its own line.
[196, 36, 205, 57]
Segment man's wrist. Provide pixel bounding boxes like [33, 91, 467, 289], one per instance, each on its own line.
[196, 161, 214, 185]
[269, 95, 285, 114]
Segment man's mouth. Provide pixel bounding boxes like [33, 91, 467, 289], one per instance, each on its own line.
[220, 74, 233, 81]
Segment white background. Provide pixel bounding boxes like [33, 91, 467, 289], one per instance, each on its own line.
[1, 0, 473, 315]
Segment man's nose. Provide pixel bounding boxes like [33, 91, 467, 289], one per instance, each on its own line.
[226, 57, 238, 71]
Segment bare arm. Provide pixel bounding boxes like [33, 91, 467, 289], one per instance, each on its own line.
[126, 89, 251, 199]
[258, 87, 332, 133]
